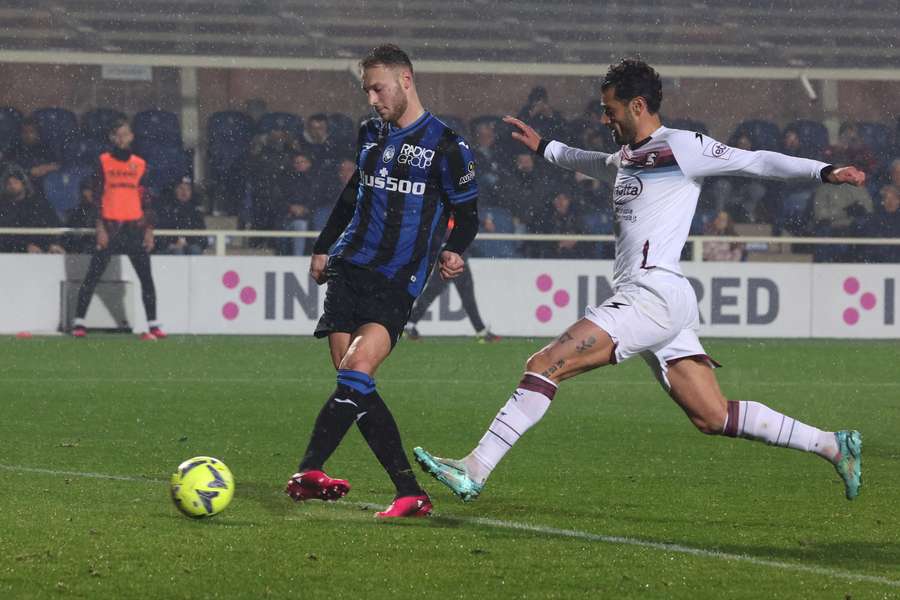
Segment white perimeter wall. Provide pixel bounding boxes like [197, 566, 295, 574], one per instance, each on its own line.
[2, 255, 897, 338]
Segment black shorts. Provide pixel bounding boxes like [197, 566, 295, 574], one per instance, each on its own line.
[102, 221, 147, 255]
[314, 258, 415, 347]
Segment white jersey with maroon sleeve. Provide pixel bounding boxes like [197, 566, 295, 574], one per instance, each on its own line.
[543, 126, 829, 288]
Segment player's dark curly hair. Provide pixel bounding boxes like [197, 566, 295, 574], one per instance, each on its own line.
[361, 44, 414, 73]
[601, 58, 662, 114]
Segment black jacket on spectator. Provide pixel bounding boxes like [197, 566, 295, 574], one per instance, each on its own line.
[0, 165, 60, 252]
[155, 196, 208, 253]
[7, 138, 55, 176]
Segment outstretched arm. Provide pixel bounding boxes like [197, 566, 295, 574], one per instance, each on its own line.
[503, 116, 613, 179]
[671, 132, 866, 186]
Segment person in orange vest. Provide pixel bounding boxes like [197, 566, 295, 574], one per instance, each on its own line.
[71, 119, 165, 340]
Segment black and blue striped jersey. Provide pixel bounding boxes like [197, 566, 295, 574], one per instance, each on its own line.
[330, 112, 478, 297]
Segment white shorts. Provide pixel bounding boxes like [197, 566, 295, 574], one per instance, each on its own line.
[584, 270, 718, 389]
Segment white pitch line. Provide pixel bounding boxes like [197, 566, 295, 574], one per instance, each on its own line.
[0, 377, 898, 388]
[2, 463, 896, 589]
[0, 464, 161, 483]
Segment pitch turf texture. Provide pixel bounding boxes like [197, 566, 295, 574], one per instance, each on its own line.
[1, 336, 898, 599]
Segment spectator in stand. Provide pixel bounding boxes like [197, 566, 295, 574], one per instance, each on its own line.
[884, 158, 900, 190]
[243, 129, 294, 243]
[702, 210, 744, 262]
[7, 118, 59, 182]
[716, 133, 770, 223]
[772, 124, 820, 235]
[856, 185, 900, 263]
[278, 150, 322, 255]
[470, 119, 507, 205]
[529, 189, 582, 259]
[824, 123, 880, 180]
[0, 163, 64, 253]
[156, 177, 208, 255]
[63, 180, 99, 254]
[517, 86, 566, 143]
[298, 113, 337, 170]
[812, 170, 873, 262]
[504, 150, 555, 228]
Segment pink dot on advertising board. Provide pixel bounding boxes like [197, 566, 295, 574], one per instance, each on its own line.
[553, 290, 570, 307]
[842, 308, 859, 325]
[223, 271, 239, 289]
[536, 305, 552, 323]
[240, 286, 257, 305]
[860, 292, 876, 310]
[536, 274, 553, 292]
[842, 277, 859, 295]
[222, 302, 239, 320]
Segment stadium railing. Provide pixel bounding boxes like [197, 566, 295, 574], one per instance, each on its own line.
[2, 228, 899, 261]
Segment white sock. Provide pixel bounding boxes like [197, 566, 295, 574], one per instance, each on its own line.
[464, 372, 556, 484]
[724, 400, 838, 461]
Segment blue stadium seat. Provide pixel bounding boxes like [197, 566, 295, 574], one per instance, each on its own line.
[0, 106, 23, 153]
[257, 112, 303, 138]
[207, 111, 254, 181]
[312, 206, 332, 231]
[137, 143, 193, 194]
[470, 205, 518, 258]
[32, 107, 79, 161]
[81, 107, 127, 141]
[133, 109, 181, 145]
[62, 136, 108, 166]
[731, 119, 780, 151]
[665, 117, 709, 135]
[785, 120, 829, 159]
[43, 165, 93, 220]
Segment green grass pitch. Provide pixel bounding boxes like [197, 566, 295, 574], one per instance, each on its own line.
[0, 335, 898, 599]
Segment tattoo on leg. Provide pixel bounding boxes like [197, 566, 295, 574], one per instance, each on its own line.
[557, 332, 574, 344]
[541, 359, 566, 378]
[575, 336, 597, 353]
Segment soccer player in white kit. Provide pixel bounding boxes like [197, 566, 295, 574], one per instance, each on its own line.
[414, 58, 866, 503]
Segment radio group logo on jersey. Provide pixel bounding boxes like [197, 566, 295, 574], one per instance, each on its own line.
[398, 143, 434, 168]
[614, 174, 643, 204]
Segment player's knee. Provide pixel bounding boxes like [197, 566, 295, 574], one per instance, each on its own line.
[689, 409, 726, 435]
[524, 349, 553, 376]
[338, 352, 373, 374]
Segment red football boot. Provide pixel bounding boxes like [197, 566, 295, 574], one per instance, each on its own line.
[285, 470, 350, 502]
[375, 494, 433, 518]
[71, 326, 87, 338]
[149, 326, 167, 339]
[139, 332, 157, 341]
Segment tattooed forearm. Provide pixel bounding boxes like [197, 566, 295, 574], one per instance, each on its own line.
[541, 359, 565, 378]
[557, 332, 574, 344]
[575, 336, 597, 353]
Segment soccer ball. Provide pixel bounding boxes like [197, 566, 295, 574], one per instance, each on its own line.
[170, 456, 235, 518]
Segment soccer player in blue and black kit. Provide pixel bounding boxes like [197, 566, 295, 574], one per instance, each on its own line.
[285, 45, 479, 517]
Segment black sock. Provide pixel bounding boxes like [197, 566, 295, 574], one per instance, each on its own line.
[355, 389, 423, 497]
[297, 384, 366, 473]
